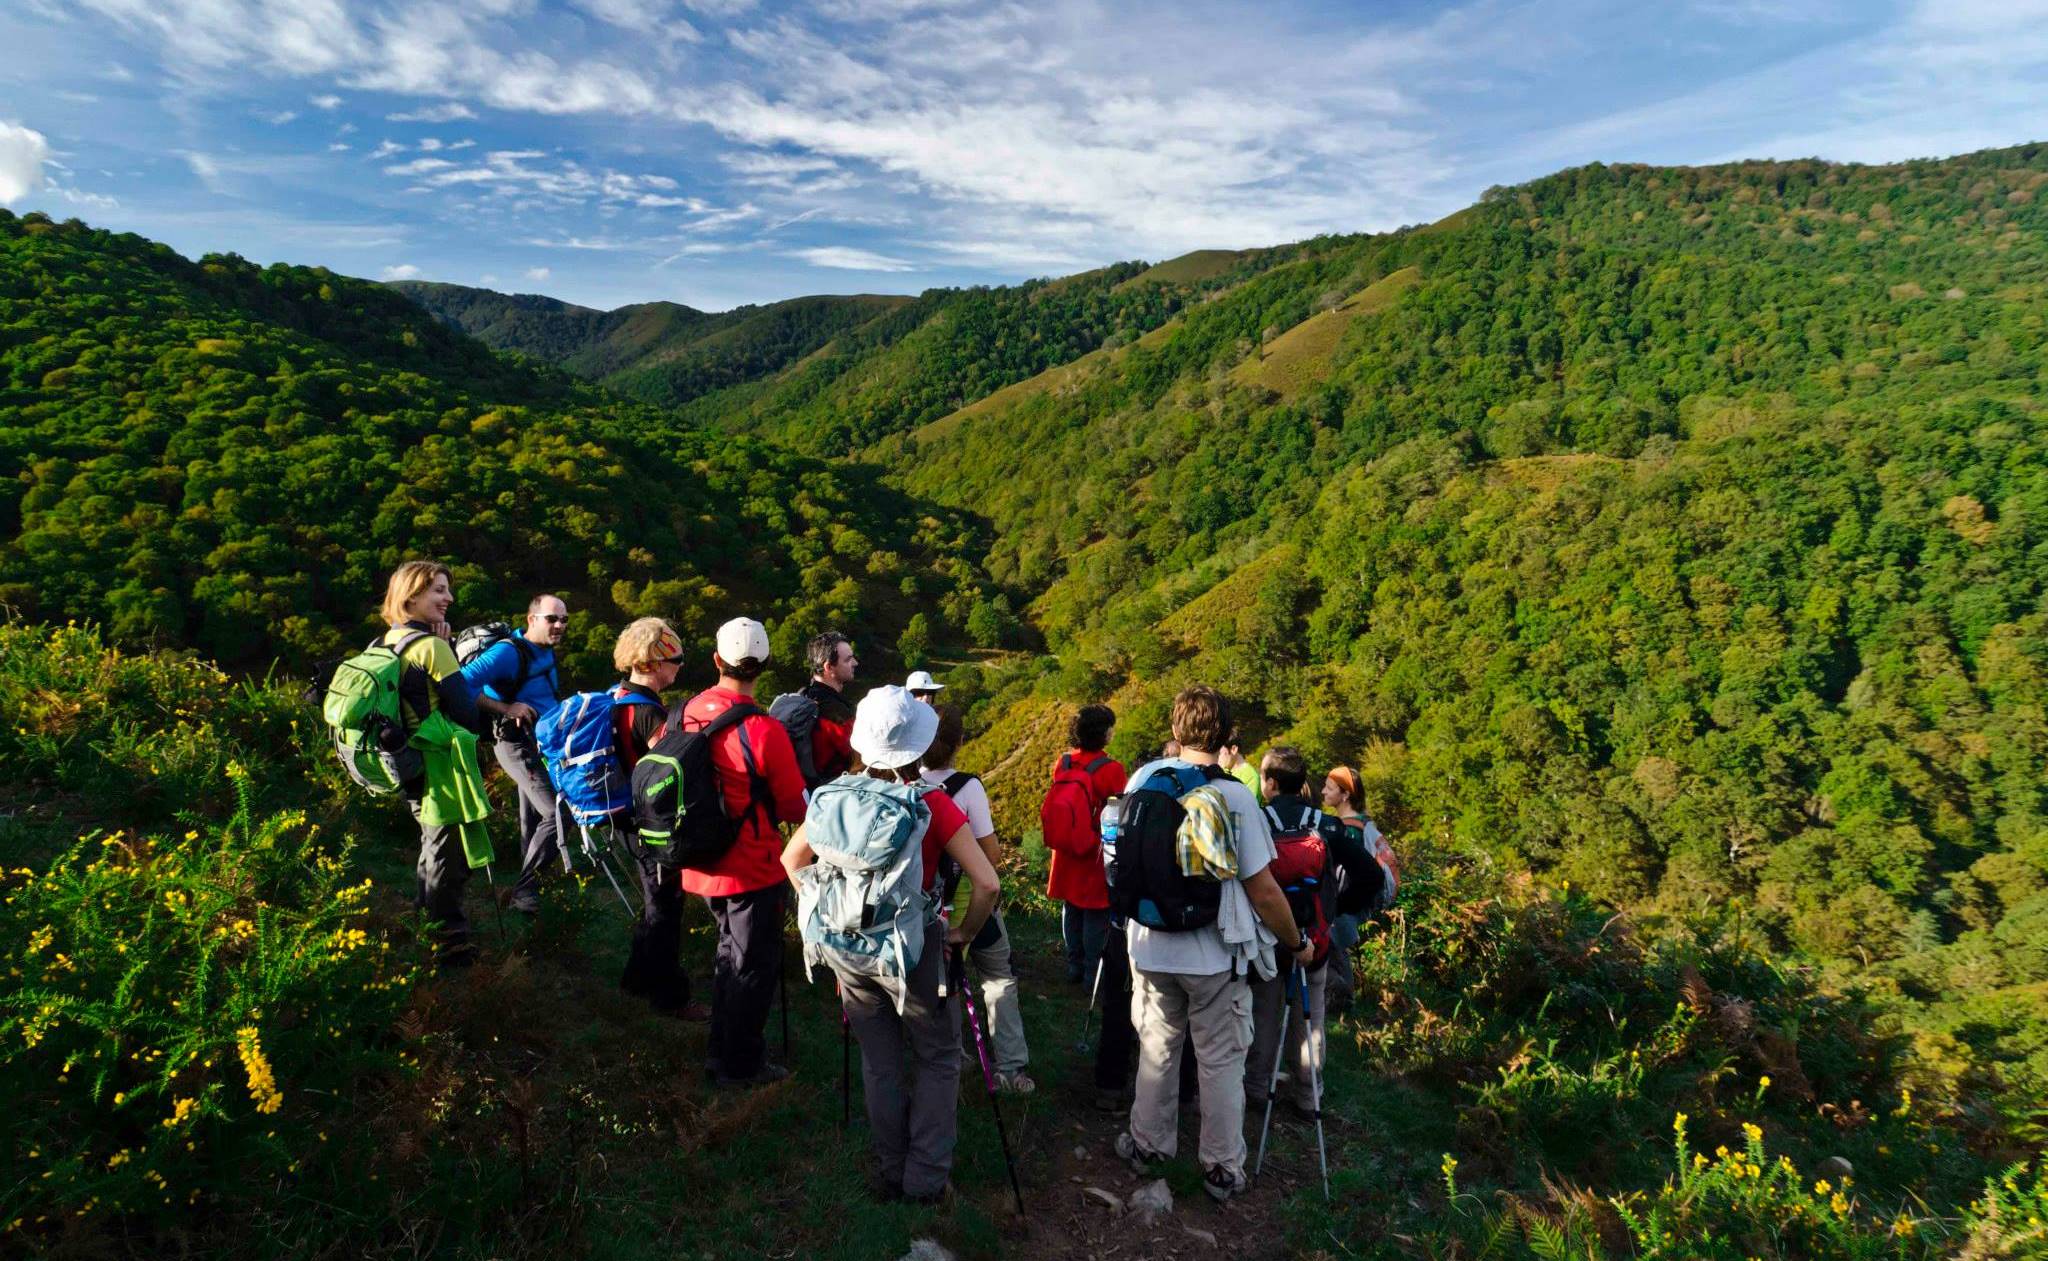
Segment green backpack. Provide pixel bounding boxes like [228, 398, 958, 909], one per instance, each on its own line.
[321, 630, 430, 795]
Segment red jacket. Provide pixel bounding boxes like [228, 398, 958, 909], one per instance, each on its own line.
[1044, 749, 1126, 909]
[813, 712, 854, 782]
[676, 686, 808, 898]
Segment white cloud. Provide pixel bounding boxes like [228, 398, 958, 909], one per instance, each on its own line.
[53, 184, 121, 210]
[368, 139, 404, 159]
[480, 272, 498, 284]
[328, 142, 351, 151]
[182, 151, 218, 181]
[385, 157, 456, 175]
[417, 137, 443, 151]
[309, 93, 343, 109]
[790, 245, 916, 271]
[524, 265, 551, 280]
[261, 109, 299, 125]
[380, 262, 421, 279]
[0, 122, 49, 205]
[572, 0, 698, 38]
[387, 102, 476, 123]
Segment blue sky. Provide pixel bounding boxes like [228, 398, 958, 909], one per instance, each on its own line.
[4, 0, 2047, 311]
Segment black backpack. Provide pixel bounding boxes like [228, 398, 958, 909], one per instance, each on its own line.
[629, 702, 769, 871]
[453, 622, 553, 739]
[767, 691, 821, 787]
[933, 771, 1002, 949]
[1109, 763, 1231, 932]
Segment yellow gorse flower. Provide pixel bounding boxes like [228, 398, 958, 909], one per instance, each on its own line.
[235, 1026, 282, 1115]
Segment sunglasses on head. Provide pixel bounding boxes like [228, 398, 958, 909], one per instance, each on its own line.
[662, 653, 686, 666]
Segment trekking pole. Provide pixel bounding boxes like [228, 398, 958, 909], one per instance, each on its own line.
[579, 821, 637, 919]
[1253, 959, 1293, 1183]
[1295, 965, 1331, 1202]
[1075, 953, 1106, 1054]
[484, 862, 510, 948]
[955, 948, 1026, 1216]
[780, 961, 791, 1061]
[841, 1001, 852, 1130]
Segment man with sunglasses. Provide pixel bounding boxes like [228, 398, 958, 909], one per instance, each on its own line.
[462, 593, 568, 915]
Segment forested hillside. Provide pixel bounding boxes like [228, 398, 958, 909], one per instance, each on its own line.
[0, 212, 1000, 679]
[884, 145, 2048, 1105]
[393, 281, 914, 412]
[399, 251, 1281, 456]
[8, 145, 2048, 1258]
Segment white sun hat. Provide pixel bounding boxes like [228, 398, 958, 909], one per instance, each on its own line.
[850, 685, 941, 769]
[904, 669, 945, 693]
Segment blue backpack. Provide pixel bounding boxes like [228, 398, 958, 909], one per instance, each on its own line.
[795, 775, 936, 1015]
[536, 686, 660, 824]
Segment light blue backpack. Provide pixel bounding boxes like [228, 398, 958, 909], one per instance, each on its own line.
[796, 774, 936, 1013]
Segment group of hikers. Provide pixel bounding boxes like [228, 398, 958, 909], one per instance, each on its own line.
[322, 560, 1399, 1208]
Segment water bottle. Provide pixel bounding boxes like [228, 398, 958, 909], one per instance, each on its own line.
[1099, 796, 1122, 883]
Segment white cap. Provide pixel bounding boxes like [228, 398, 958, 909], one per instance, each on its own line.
[850, 685, 940, 770]
[715, 616, 771, 666]
[905, 669, 945, 694]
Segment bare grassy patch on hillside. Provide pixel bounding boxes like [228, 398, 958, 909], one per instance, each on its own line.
[1237, 266, 1421, 399]
[1112, 248, 1248, 291]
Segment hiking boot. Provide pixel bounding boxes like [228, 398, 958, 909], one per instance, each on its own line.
[1093, 1087, 1127, 1114]
[867, 1173, 905, 1203]
[716, 1061, 791, 1089]
[1114, 1131, 1166, 1176]
[903, 1181, 954, 1207]
[993, 1071, 1036, 1096]
[508, 890, 541, 916]
[1203, 1164, 1247, 1204]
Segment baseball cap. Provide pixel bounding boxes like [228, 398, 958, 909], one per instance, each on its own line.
[850, 685, 940, 770]
[715, 616, 771, 665]
[904, 669, 945, 694]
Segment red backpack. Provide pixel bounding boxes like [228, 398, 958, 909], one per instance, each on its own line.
[1041, 754, 1110, 858]
[1265, 804, 1332, 961]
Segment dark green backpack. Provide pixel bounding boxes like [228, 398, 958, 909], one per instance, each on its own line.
[320, 630, 429, 795]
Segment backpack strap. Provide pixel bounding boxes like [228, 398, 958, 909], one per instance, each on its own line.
[1264, 804, 1285, 834]
[1057, 753, 1075, 774]
[941, 770, 976, 798]
[507, 636, 538, 701]
[386, 629, 435, 727]
[701, 702, 773, 832]
[1083, 755, 1110, 775]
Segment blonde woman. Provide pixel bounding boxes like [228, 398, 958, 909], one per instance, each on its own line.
[379, 560, 484, 966]
[611, 616, 701, 1018]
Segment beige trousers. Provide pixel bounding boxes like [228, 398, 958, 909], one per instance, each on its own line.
[1129, 967, 1254, 1177]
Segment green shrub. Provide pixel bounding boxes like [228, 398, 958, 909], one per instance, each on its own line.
[0, 767, 421, 1234]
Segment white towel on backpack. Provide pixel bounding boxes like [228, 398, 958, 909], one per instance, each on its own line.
[1219, 877, 1278, 981]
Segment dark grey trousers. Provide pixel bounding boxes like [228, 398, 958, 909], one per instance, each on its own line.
[622, 842, 690, 1010]
[704, 883, 784, 1076]
[491, 733, 561, 905]
[406, 794, 470, 963]
[841, 918, 960, 1198]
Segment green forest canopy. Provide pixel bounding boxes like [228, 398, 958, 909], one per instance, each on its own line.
[0, 212, 1003, 681]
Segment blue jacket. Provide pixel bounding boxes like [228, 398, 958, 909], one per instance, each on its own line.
[458, 630, 560, 719]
